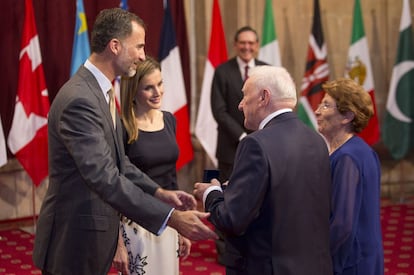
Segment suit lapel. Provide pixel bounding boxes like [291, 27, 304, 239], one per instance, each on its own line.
[78, 66, 123, 164]
[114, 114, 124, 167]
[229, 58, 244, 83]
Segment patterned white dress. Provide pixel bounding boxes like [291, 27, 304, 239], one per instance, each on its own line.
[121, 112, 180, 275]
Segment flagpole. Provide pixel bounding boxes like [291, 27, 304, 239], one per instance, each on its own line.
[32, 178, 37, 233]
[398, 160, 406, 204]
[189, 0, 197, 132]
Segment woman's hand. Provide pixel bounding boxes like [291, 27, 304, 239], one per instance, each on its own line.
[178, 234, 192, 259]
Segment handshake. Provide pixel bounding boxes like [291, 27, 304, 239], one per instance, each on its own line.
[155, 173, 222, 241]
[155, 187, 217, 241]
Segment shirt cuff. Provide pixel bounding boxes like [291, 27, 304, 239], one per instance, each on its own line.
[203, 185, 223, 207]
[239, 132, 247, 141]
[157, 208, 175, 235]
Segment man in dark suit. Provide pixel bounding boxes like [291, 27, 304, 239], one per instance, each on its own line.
[211, 26, 267, 183]
[33, 8, 216, 275]
[195, 66, 333, 275]
[211, 26, 267, 263]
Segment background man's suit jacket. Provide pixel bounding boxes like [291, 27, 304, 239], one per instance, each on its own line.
[33, 66, 172, 275]
[211, 58, 267, 165]
[205, 112, 333, 275]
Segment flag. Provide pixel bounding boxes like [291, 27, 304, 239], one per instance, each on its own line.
[345, 0, 380, 145]
[7, 0, 50, 186]
[194, 0, 228, 167]
[170, 0, 192, 103]
[382, 0, 414, 159]
[70, 0, 90, 76]
[0, 116, 6, 167]
[159, 0, 194, 169]
[297, 0, 329, 130]
[119, 0, 128, 10]
[258, 0, 281, 66]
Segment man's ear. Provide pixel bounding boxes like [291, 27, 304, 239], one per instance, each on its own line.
[262, 89, 270, 101]
[258, 89, 270, 107]
[108, 38, 121, 55]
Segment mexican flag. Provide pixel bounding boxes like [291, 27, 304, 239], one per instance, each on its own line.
[258, 0, 281, 66]
[345, 0, 380, 145]
[382, 0, 414, 159]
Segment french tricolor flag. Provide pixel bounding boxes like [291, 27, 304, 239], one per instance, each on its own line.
[159, 0, 193, 169]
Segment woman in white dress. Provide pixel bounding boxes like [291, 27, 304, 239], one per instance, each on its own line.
[113, 56, 191, 275]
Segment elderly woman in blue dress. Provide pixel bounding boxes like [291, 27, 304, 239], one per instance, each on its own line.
[315, 78, 384, 275]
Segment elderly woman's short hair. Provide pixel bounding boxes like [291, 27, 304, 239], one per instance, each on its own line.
[322, 78, 374, 133]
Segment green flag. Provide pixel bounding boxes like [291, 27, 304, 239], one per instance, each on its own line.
[345, 0, 380, 145]
[258, 0, 281, 66]
[382, 0, 414, 159]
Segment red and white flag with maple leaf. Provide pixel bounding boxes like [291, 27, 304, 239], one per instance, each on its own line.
[7, 0, 50, 186]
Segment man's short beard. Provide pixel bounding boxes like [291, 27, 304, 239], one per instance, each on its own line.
[128, 69, 136, 77]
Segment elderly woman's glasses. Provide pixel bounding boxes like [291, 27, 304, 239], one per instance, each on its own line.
[316, 102, 337, 111]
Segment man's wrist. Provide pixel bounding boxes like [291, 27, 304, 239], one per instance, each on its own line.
[203, 185, 223, 206]
[154, 187, 163, 199]
[167, 209, 178, 228]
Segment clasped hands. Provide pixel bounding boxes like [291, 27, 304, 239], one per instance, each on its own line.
[193, 178, 221, 203]
[113, 183, 221, 274]
[155, 188, 218, 241]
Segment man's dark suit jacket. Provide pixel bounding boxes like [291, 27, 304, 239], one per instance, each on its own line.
[32, 66, 172, 275]
[205, 112, 333, 275]
[211, 58, 267, 167]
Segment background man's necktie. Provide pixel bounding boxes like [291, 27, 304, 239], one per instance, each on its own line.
[244, 65, 249, 81]
[108, 88, 116, 128]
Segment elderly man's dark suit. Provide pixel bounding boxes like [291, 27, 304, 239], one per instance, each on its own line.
[211, 57, 267, 181]
[205, 112, 333, 275]
[33, 66, 172, 275]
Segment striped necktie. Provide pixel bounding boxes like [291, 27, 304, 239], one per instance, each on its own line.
[107, 88, 116, 128]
